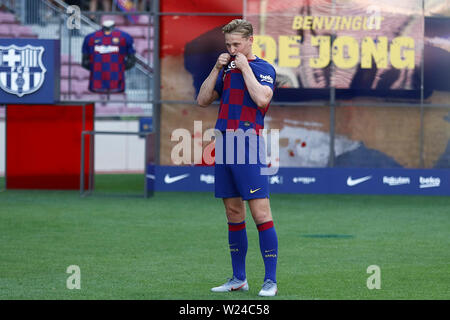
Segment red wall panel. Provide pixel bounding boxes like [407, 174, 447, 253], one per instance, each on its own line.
[159, 0, 243, 58]
[161, 0, 243, 13]
[6, 104, 94, 190]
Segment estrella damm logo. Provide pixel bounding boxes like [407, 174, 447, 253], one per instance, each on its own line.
[0, 45, 46, 97]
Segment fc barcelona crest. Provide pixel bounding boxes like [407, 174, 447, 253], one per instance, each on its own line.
[0, 44, 46, 97]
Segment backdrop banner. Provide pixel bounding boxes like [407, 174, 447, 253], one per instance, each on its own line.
[150, 165, 450, 196]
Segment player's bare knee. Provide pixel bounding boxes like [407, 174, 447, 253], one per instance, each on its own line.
[252, 210, 272, 225]
[225, 206, 245, 222]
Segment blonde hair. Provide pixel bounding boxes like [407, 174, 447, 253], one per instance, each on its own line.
[222, 19, 253, 38]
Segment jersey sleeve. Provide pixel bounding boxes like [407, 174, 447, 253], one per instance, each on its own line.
[82, 34, 91, 55]
[125, 33, 136, 55]
[256, 63, 276, 91]
[214, 69, 224, 97]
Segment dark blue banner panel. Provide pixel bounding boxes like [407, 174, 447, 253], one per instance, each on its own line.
[149, 166, 450, 196]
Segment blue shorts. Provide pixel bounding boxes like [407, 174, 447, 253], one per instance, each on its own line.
[214, 131, 269, 200]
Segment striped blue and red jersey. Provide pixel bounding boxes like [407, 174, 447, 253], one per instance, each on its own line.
[82, 29, 135, 93]
[214, 56, 276, 133]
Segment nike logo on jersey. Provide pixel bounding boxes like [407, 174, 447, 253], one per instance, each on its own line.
[250, 188, 261, 194]
[164, 173, 190, 184]
[346, 176, 372, 186]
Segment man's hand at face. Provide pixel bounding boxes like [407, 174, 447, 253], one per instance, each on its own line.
[234, 52, 250, 71]
[215, 53, 231, 70]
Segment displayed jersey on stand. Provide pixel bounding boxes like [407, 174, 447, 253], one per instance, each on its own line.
[82, 29, 135, 93]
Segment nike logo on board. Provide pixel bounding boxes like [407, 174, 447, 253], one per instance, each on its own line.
[164, 174, 190, 184]
[346, 176, 372, 186]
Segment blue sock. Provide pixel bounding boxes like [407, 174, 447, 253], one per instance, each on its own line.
[228, 221, 248, 281]
[257, 221, 278, 283]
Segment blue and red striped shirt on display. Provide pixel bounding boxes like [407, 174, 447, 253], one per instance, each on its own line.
[82, 29, 135, 93]
[214, 56, 276, 133]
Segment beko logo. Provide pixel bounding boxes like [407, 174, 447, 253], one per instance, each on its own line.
[419, 176, 441, 189]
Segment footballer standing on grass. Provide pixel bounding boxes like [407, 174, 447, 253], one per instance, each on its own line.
[197, 19, 278, 297]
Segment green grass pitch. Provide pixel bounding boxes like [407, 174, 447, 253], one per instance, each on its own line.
[0, 174, 449, 300]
